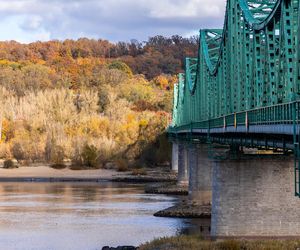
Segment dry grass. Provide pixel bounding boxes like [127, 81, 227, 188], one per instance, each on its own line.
[0, 76, 170, 168]
[139, 235, 300, 250]
[3, 159, 18, 169]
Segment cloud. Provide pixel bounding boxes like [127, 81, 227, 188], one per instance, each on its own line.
[20, 15, 42, 31]
[0, 0, 226, 42]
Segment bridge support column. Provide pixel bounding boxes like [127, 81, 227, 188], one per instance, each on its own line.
[178, 144, 188, 186]
[188, 144, 212, 205]
[171, 143, 179, 172]
[211, 154, 300, 237]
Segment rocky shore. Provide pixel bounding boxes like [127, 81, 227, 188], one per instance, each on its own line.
[154, 199, 211, 218]
[145, 183, 188, 195]
[144, 181, 211, 219]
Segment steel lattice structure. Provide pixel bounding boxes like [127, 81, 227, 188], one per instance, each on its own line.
[169, 0, 300, 196]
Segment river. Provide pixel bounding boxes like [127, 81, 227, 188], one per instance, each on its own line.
[0, 182, 207, 250]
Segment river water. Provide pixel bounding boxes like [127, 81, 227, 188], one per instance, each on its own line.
[0, 182, 206, 250]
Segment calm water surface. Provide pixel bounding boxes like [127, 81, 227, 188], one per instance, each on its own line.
[0, 182, 205, 250]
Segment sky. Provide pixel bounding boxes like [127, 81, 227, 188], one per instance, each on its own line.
[0, 0, 226, 43]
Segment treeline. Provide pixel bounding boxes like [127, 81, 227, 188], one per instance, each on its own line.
[0, 35, 198, 79]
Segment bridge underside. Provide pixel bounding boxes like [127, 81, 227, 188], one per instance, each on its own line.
[169, 124, 297, 150]
[170, 130, 295, 151]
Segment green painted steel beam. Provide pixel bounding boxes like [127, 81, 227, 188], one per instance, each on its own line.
[169, 0, 300, 197]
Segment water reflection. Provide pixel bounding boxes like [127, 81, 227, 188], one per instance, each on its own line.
[180, 218, 211, 237]
[0, 182, 204, 250]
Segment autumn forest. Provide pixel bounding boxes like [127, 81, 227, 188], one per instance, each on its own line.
[0, 35, 198, 169]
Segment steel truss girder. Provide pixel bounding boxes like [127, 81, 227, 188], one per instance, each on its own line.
[170, 0, 300, 196]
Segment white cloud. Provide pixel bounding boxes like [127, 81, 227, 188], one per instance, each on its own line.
[21, 15, 42, 30]
[0, 15, 50, 43]
[0, 0, 226, 42]
[146, 0, 224, 18]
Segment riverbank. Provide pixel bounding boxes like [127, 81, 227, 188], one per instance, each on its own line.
[139, 235, 300, 250]
[0, 164, 176, 183]
[0, 165, 123, 182]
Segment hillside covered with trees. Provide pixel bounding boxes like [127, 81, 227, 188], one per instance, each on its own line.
[0, 35, 198, 169]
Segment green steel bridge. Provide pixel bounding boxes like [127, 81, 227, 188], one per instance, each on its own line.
[168, 0, 300, 196]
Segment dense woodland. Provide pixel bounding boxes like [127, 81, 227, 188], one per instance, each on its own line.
[0, 35, 198, 169]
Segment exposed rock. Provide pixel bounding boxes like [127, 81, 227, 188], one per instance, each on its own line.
[154, 201, 211, 218]
[102, 246, 137, 250]
[113, 167, 177, 183]
[145, 183, 188, 195]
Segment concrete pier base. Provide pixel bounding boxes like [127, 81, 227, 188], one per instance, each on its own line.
[211, 154, 300, 237]
[178, 144, 188, 186]
[171, 143, 179, 172]
[188, 144, 212, 205]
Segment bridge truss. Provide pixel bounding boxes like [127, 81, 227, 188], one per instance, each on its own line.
[169, 0, 300, 196]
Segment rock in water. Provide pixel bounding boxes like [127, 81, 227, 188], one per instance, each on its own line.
[102, 246, 137, 250]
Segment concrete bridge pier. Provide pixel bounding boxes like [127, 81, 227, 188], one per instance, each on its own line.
[171, 143, 179, 172]
[211, 153, 300, 238]
[188, 144, 212, 205]
[177, 143, 189, 186]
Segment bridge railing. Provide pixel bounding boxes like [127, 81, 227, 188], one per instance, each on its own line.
[169, 100, 300, 133]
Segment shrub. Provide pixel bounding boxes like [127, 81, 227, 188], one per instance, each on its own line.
[51, 145, 64, 164]
[19, 159, 31, 166]
[50, 145, 67, 169]
[0, 143, 11, 159]
[108, 61, 133, 77]
[71, 137, 117, 168]
[11, 135, 45, 162]
[45, 139, 66, 169]
[97, 138, 118, 164]
[69, 165, 87, 171]
[11, 142, 25, 161]
[3, 159, 18, 169]
[81, 144, 99, 168]
[50, 163, 67, 169]
[70, 137, 85, 167]
[116, 159, 129, 172]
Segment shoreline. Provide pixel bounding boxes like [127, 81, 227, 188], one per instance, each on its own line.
[0, 177, 113, 183]
[0, 165, 176, 184]
[0, 176, 175, 183]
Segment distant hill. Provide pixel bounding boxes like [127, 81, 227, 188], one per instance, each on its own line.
[0, 35, 198, 80]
